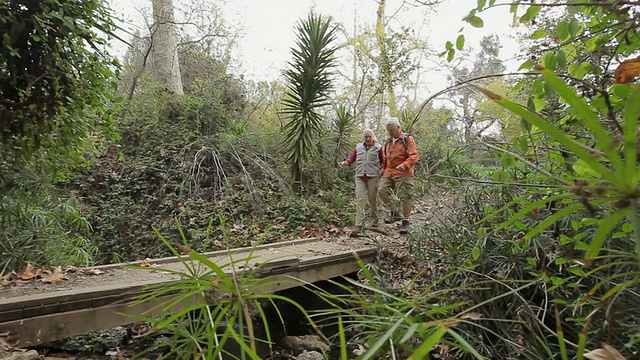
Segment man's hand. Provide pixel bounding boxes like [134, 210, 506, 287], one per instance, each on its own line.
[396, 164, 406, 170]
[339, 161, 348, 167]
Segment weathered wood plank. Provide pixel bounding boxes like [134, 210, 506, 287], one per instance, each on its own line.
[0, 248, 375, 347]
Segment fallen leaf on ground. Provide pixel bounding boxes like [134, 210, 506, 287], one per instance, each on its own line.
[0, 273, 15, 287]
[139, 260, 152, 267]
[41, 266, 68, 284]
[83, 268, 104, 275]
[64, 265, 78, 273]
[17, 263, 40, 280]
[584, 344, 625, 360]
[0, 332, 19, 351]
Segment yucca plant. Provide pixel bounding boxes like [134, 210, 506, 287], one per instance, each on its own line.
[331, 105, 357, 166]
[281, 12, 338, 193]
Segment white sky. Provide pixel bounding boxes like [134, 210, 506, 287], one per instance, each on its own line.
[108, 0, 523, 96]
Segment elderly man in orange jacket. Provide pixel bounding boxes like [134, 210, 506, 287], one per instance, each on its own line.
[378, 117, 419, 234]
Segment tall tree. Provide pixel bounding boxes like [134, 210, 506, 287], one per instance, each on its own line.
[375, 0, 397, 116]
[448, 34, 506, 156]
[281, 12, 338, 192]
[150, 0, 183, 94]
[336, 1, 435, 129]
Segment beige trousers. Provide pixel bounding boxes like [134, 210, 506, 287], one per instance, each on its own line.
[355, 177, 379, 226]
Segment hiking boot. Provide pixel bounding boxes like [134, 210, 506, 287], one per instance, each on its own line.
[399, 219, 410, 234]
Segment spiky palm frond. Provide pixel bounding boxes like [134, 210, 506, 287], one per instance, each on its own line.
[281, 12, 338, 191]
[332, 106, 356, 166]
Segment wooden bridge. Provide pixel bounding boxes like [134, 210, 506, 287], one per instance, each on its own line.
[0, 237, 377, 347]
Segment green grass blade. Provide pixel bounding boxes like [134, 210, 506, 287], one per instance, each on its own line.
[447, 329, 485, 359]
[556, 309, 568, 360]
[474, 86, 622, 187]
[360, 316, 405, 360]
[523, 203, 584, 239]
[494, 192, 573, 232]
[407, 326, 448, 360]
[540, 68, 625, 175]
[623, 86, 640, 183]
[585, 208, 628, 260]
[338, 316, 348, 360]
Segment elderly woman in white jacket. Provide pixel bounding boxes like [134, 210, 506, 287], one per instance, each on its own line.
[340, 128, 384, 234]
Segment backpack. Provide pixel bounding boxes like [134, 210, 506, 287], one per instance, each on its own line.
[384, 134, 412, 158]
[384, 134, 420, 172]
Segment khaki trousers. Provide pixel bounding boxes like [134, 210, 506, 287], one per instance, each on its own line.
[355, 177, 379, 226]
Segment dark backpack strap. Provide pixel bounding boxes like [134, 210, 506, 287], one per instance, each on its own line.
[402, 134, 410, 156]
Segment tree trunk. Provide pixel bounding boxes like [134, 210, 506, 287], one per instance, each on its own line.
[375, 0, 397, 117]
[150, 0, 184, 95]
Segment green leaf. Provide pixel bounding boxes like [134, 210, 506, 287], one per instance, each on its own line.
[467, 16, 484, 28]
[519, 5, 541, 23]
[568, 61, 593, 79]
[531, 29, 547, 39]
[476, 0, 486, 9]
[584, 37, 598, 51]
[557, 21, 570, 41]
[477, 227, 487, 237]
[543, 53, 557, 71]
[447, 49, 455, 62]
[491, 171, 507, 182]
[560, 235, 574, 245]
[622, 222, 634, 233]
[569, 18, 580, 37]
[500, 155, 516, 167]
[585, 208, 628, 260]
[471, 246, 480, 260]
[445, 41, 453, 50]
[518, 60, 533, 71]
[532, 97, 546, 112]
[611, 84, 630, 98]
[556, 50, 567, 69]
[572, 159, 601, 178]
[456, 35, 465, 50]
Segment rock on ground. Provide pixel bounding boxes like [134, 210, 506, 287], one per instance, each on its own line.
[0, 350, 39, 360]
[281, 335, 329, 353]
[296, 350, 324, 360]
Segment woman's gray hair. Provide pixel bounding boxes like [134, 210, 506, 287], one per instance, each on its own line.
[385, 117, 401, 127]
[363, 128, 377, 142]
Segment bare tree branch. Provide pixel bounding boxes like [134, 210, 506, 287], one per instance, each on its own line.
[477, 137, 573, 186]
[431, 173, 565, 188]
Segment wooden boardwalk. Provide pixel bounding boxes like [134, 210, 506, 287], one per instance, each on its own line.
[0, 237, 377, 347]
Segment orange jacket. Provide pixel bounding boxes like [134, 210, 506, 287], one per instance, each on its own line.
[381, 131, 419, 177]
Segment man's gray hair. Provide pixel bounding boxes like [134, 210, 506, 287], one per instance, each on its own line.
[385, 117, 401, 127]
